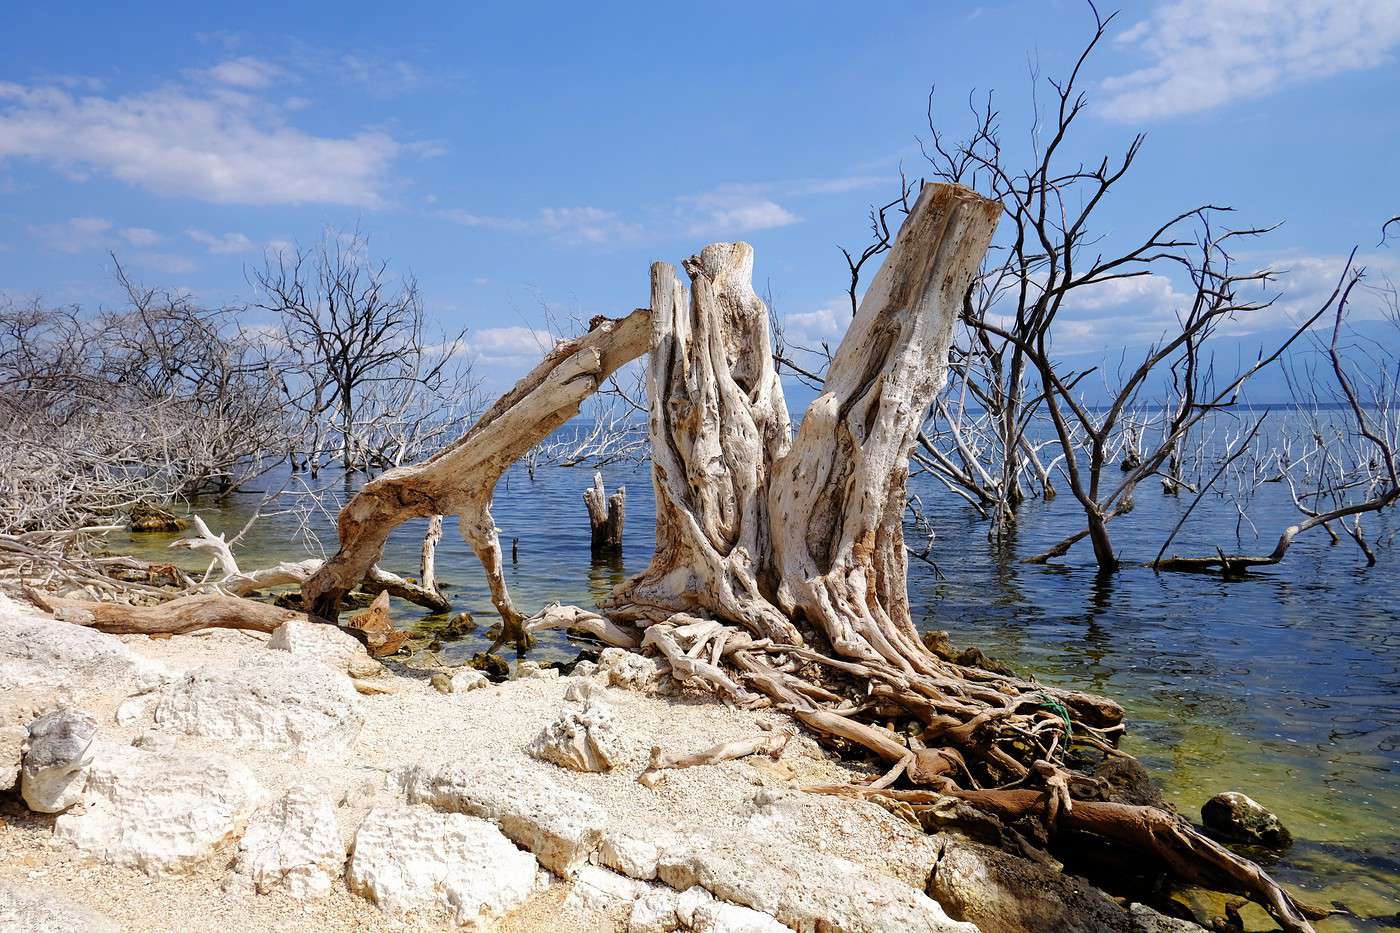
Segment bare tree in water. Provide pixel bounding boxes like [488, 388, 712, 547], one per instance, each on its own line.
[253, 232, 475, 475]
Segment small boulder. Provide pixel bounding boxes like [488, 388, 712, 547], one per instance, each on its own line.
[267, 619, 382, 678]
[347, 805, 540, 927]
[54, 741, 265, 874]
[153, 653, 362, 758]
[21, 709, 97, 813]
[128, 502, 187, 533]
[513, 660, 561, 680]
[431, 668, 489, 694]
[527, 699, 624, 772]
[235, 783, 343, 899]
[1201, 792, 1292, 849]
[597, 647, 663, 692]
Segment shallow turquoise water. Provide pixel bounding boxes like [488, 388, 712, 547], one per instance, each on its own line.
[117, 447, 1400, 927]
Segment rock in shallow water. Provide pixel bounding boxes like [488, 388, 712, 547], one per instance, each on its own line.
[347, 805, 540, 927]
[1201, 791, 1292, 849]
[926, 835, 1205, 933]
[21, 708, 97, 813]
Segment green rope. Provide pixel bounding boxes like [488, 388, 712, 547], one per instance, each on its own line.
[1030, 692, 1074, 737]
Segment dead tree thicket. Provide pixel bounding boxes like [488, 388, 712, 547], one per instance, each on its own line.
[0, 264, 289, 533]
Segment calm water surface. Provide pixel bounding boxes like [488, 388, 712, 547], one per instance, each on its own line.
[118, 438, 1399, 928]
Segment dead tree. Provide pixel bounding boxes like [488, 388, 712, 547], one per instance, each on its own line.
[583, 472, 625, 556]
[1155, 267, 1399, 573]
[301, 183, 1315, 930]
[300, 309, 651, 645]
[253, 232, 472, 474]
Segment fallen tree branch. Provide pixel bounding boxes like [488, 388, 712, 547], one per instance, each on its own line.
[638, 724, 795, 787]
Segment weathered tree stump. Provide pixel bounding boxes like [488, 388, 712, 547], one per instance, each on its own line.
[583, 472, 625, 556]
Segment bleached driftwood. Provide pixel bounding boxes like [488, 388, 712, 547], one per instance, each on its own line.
[35, 591, 299, 636]
[638, 724, 795, 787]
[172, 517, 449, 612]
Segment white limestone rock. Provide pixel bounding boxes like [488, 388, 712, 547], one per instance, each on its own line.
[512, 660, 560, 680]
[599, 827, 673, 881]
[0, 603, 166, 694]
[347, 805, 540, 928]
[53, 741, 265, 875]
[153, 653, 362, 758]
[627, 885, 788, 933]
[0, 880, 121, 933]
[657, 835, 975, 933]
[1, 725, 26, 792]
[114, 692, 158, 726]
[431, 667, 490, 694]
[21, 709, 97, 813]
[266, 619, 382, 678]
[563, 864, 651, 915]
[405, 760, 605, 876]
[597, 647, 663, 692]
[527, 699, 624, 772]
[234, 783, 344, 900]
[563, 676, 605, 702]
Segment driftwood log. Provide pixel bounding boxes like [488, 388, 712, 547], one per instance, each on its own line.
[300, 183, 1316, 931]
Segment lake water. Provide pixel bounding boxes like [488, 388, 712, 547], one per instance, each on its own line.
[115, 434, 1399, 928]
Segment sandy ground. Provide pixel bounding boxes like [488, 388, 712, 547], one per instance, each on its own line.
[0, 603, 947, 932]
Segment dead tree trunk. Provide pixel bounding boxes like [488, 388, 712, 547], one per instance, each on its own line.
[301, 309, 651, 647]
[299, 183, 1315, 931]
[583, 472, 625, 556]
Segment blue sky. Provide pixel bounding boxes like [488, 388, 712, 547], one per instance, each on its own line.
[2, 0, 1398, 397]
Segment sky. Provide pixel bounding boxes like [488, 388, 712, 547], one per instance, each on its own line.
[2, 0, 1398, 400]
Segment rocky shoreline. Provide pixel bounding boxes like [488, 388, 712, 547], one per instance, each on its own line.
[1, 593, 1203, 932]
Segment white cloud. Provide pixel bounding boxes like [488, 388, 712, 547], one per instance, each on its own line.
[1101, 0, 1400, 121]
[119, 227, 162, 247]
[443, 206, 642, 245]
[206, 57, 284, 89]
[681, 192, 798, 237]
[0, 80, 402, 206]
[468, 326, 557, 361]
[781, 300, 849, 349]
[28, 216, 197, 274]
[31, 216, 113, 253]
[185, 228, 255, 254]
